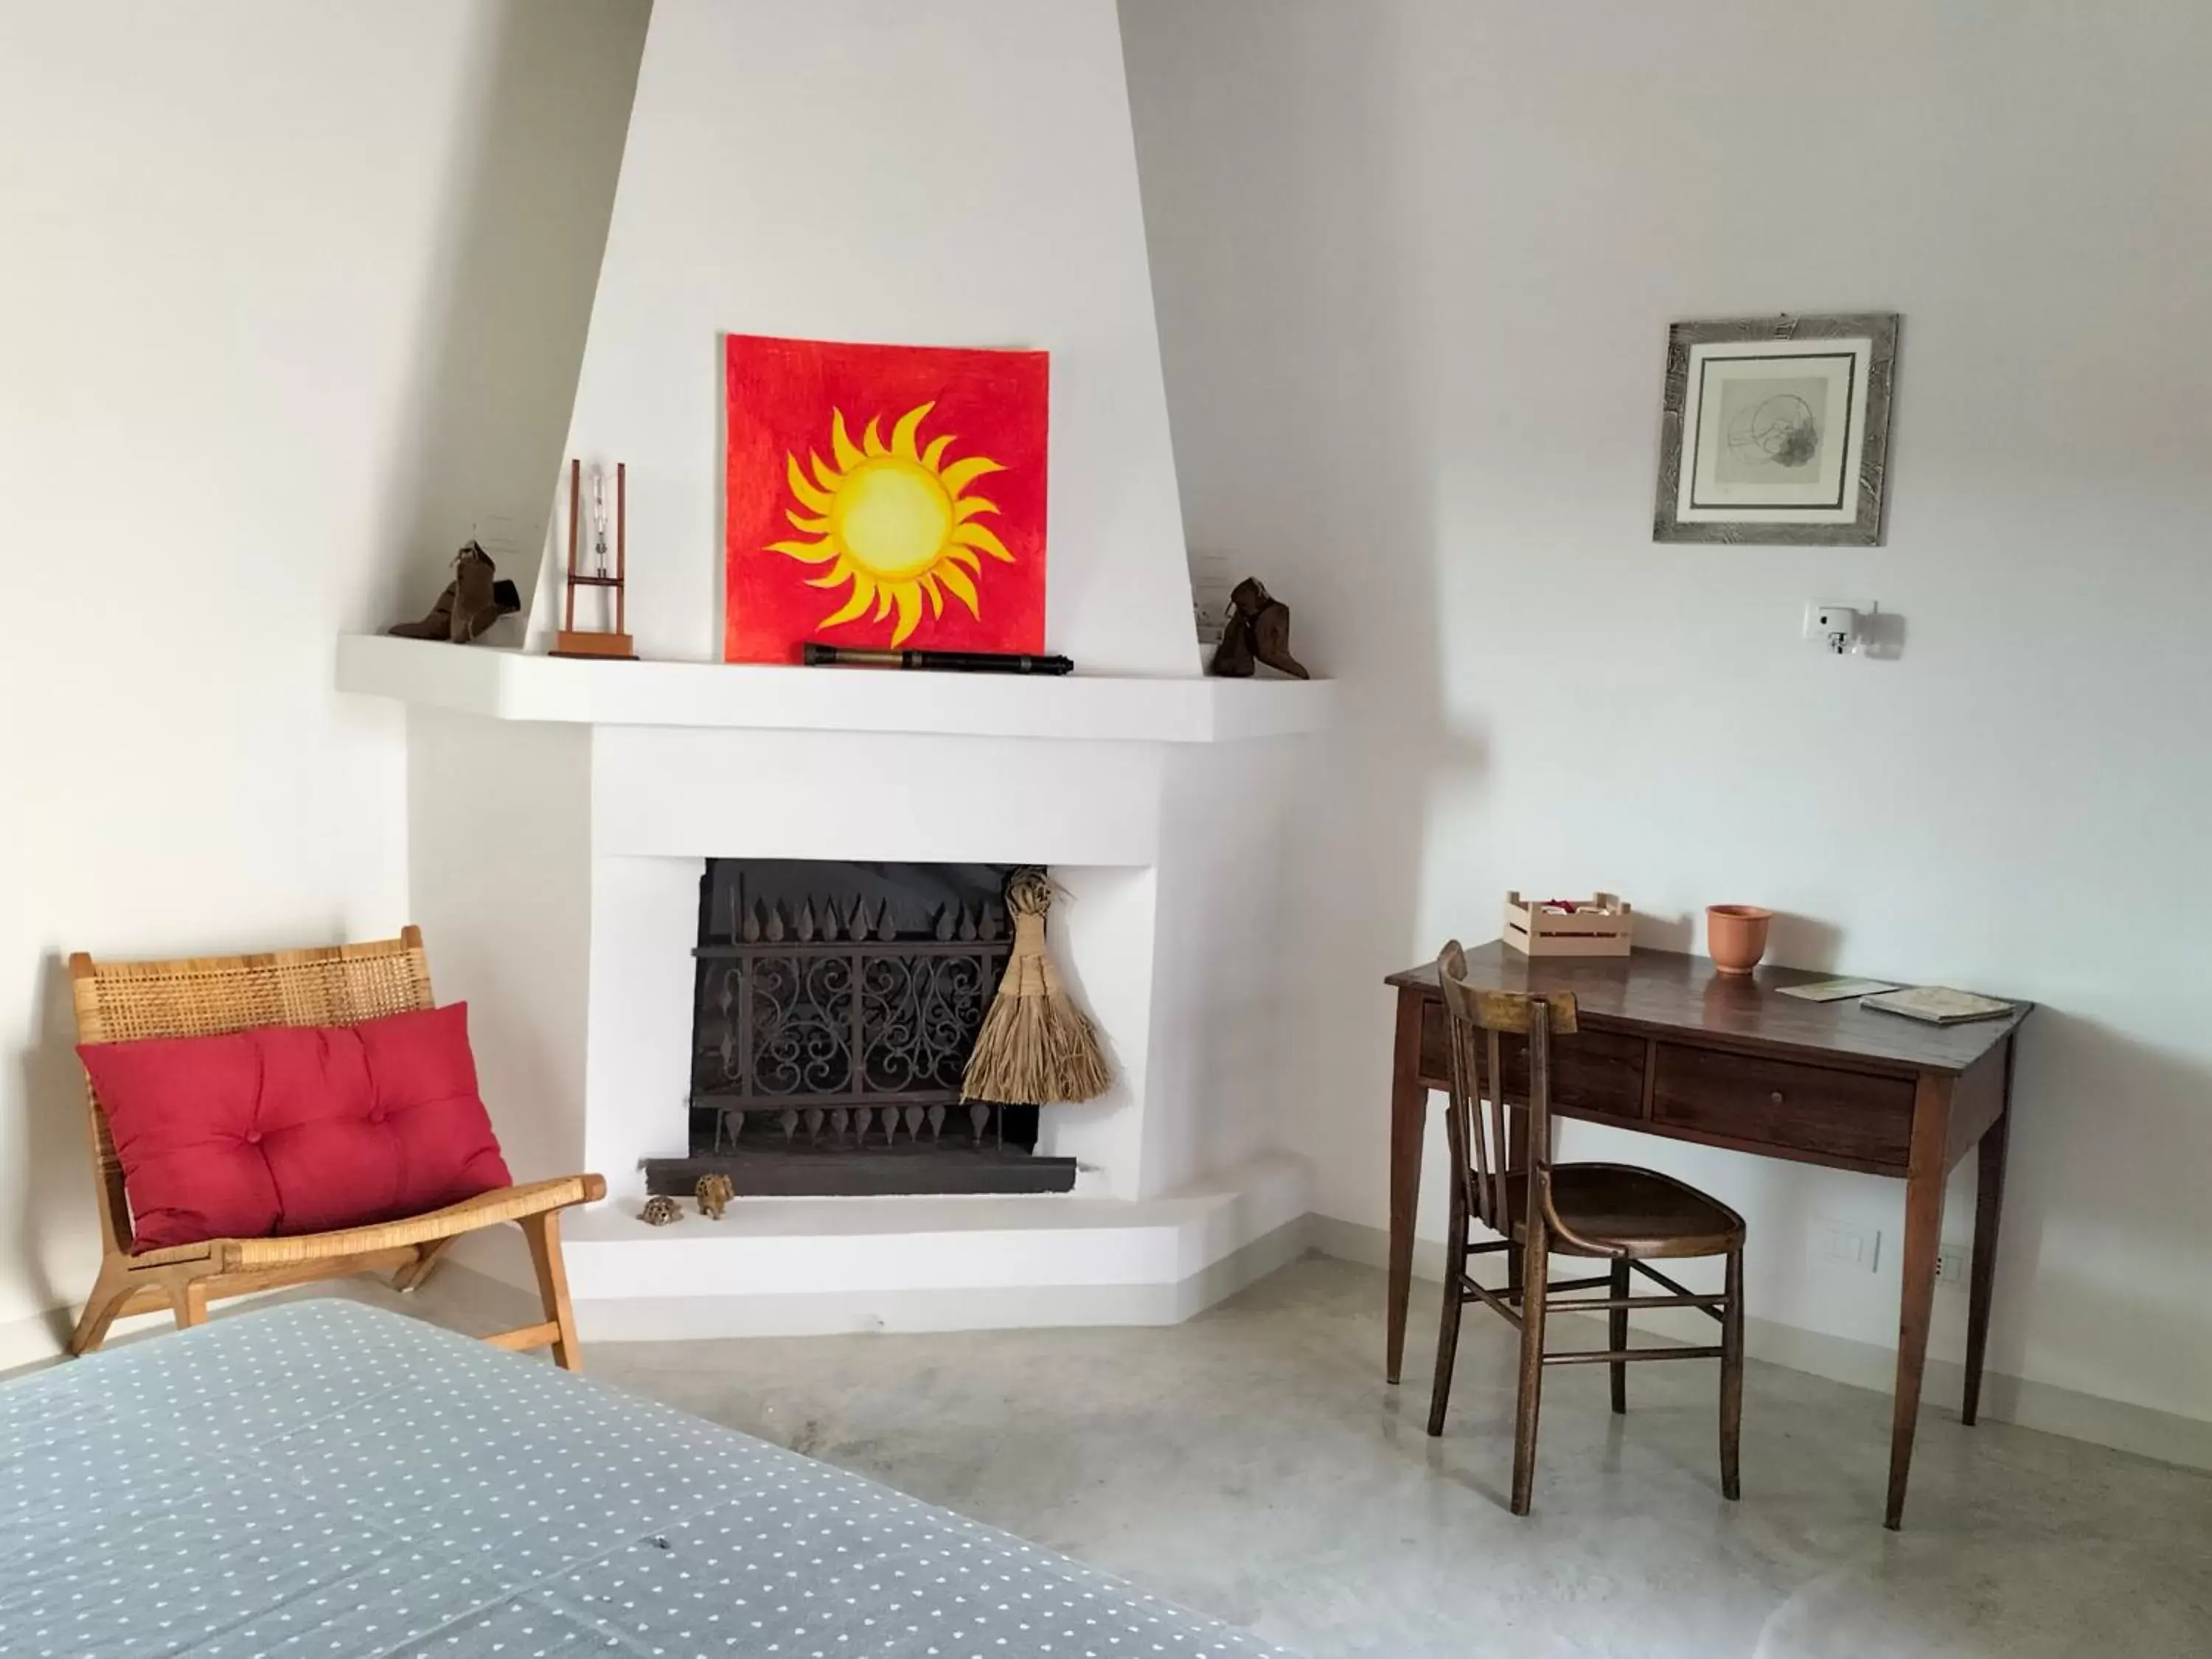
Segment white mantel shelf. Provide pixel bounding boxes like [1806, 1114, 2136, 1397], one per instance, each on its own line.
[337, 633, 1334, 743]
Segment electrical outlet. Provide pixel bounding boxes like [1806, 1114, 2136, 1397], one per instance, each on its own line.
[1934, 1244, 1969, 1288]
[1813, 1218, 1881, 1275]
[1803, 599, 1877, 655]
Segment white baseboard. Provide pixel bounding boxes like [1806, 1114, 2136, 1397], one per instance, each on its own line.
[0, 1259, 538, 1382]
[0, 1297, 249, 1378]
[1, 1221, 1307, 1366]
[572, 1214, 1311, 1340]
[1304, 1214, 2212, 1474]
[459, 1153, 1315, 1340]
[14, 1207, 2202, 1477]
[0, 1306, 74, 1377]
[1, 1168, 1313, 1367]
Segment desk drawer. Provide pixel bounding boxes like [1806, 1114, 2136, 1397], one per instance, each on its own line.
[1417, 1004, 1644, 1121]
[1652, 1043, 1914, 1168]
[1500, 1029, 1646, 1122]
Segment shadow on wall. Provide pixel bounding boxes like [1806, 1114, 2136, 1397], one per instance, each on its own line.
[372, 0, 648, 636]
[1761, 913, 1843, 972]
[1989, 1004, 2211, 1402]
[15, 954, 90, 1349]
[16, 917, 365, 1353]
[1122, 1, 1484, 1220]
[1290, 13, 1485, 1230]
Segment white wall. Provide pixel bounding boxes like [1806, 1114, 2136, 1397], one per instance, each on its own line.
[0, 0, 645, 1354]
[408, 712, 595, 1187]
[538, 0, 1197, 677]
[1121, 0, 2212, 1427]
[1138, 742, 1305, 1197]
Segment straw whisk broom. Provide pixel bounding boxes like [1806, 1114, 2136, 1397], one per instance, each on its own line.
[962, 868, 1110, 1106]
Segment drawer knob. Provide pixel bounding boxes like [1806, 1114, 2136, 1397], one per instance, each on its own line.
[1769, 1091, 1785, 1106]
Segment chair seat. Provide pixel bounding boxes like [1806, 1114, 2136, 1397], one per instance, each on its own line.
[1509, 1161, 1745, 1259]
[215, 1175, 607, 1271]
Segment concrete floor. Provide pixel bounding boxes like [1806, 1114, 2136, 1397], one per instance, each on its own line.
[403, 1252, 2212, 1657]
[49, 1253, 2212, 1656]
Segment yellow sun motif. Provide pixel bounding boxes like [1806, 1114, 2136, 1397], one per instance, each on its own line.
[768, 402, 1012, 647]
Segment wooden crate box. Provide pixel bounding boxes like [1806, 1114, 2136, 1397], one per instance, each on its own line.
[1502, 891, 1633, 957]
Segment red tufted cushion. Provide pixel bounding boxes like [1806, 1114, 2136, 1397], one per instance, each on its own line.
[76, 1002, 512, 1253]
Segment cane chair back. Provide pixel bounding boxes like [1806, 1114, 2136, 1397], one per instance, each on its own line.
[70, 929, 434, 1256]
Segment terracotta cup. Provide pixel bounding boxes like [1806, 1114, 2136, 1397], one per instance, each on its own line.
[1706, 905, 1774, 976]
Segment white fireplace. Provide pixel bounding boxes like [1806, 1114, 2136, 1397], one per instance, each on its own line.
[332, 0, 1332, 1337]
[340, 639, 1329, 1335]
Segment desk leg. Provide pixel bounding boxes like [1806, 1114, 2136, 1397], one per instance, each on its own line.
[1385, 986, 1427, 1385]
[1963, 1046, 2014, 1425]
[1887, 1072, 1953, 1530]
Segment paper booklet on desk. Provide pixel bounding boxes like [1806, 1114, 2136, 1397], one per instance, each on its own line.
[1860, 986, 2017, 1026]
[1778, 977, 1902, 1003]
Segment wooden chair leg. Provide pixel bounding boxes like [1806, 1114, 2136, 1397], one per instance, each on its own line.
[68, 1264, 134, 1357]
[519, 1210, 582, 1372]
[1510, 1231, 1550, 1517]
[1608, 1258, 1630, 1415]
[1505, 1237, 1524, 1308]
[1719, 1246, 1745, 1501]
[392, 1236, 456, 1293]
[1427, 1204, 1469, 1436]
[173, 1276, 208, 1331]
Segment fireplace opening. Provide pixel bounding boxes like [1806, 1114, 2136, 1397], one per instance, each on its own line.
[640, 859, 1081, 1199]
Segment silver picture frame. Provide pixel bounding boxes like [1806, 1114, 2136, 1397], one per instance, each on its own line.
[1653, 312, 1899, 546]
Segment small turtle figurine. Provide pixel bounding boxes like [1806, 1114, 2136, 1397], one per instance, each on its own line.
[639, 1194, 683, 1226]
[695, 1173, 734, 1220]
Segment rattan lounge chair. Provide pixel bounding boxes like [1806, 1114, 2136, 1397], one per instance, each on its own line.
[66, 927, 605, 1368]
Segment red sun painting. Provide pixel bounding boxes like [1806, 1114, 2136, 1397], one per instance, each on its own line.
[724, 334, 1050, 664]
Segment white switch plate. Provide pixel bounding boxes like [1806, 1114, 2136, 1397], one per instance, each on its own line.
[1814, 1218, 1881, 1274]
[1935, 1243, 1969, 1289]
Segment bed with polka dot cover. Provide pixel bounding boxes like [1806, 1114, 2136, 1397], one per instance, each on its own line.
[0, 1298, 1298, 1658]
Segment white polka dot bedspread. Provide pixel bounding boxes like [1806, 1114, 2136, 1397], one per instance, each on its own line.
[0, 1298, 1296, 1658]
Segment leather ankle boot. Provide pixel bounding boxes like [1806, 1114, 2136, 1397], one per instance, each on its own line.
[387, 580, 456, 640]
[1248, 585, 1310, 680]
[1209, 608, 1256, 677]
[449, 541, 518, 642]
[1210, 578, 1309, 679]
[387, 543, 521, 643]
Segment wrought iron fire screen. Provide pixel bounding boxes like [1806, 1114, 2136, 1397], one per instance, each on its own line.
[690, 861, 1026, 1154]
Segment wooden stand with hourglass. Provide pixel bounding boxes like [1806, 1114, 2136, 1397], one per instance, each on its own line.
[552, 457, 636, 660]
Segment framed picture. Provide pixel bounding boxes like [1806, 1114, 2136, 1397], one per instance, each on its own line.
[724, 333, 1048, 664]
[1653, 313, 1898, 546]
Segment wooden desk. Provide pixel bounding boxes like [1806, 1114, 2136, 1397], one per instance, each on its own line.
[1383, 943, 2029, 1528]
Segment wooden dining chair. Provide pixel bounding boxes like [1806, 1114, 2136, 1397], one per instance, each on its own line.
[1427, 939, 1747, 1514]
[67, 928, 606, 1368]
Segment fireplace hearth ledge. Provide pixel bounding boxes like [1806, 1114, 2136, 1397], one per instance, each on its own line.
[445, 1153, 1310, 1340]
[337, 633, 1333, 743]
